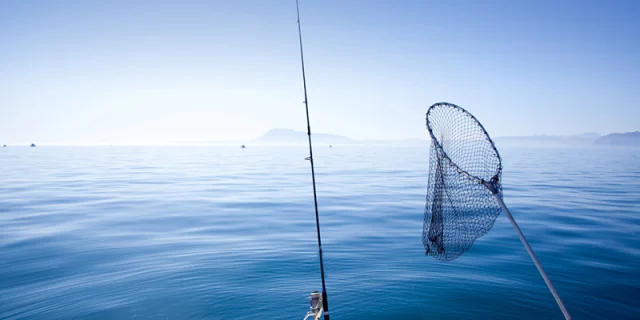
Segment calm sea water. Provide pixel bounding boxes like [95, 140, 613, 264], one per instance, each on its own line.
[1, 145, 639, 319]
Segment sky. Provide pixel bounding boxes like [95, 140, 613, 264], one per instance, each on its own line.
[1, 0, 639, 145]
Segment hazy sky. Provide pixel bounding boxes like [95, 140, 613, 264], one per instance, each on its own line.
[1, 0, 639, 145]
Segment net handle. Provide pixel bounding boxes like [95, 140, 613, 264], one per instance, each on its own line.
[485, 182, 572, 320]
[426, 102, 503, 184]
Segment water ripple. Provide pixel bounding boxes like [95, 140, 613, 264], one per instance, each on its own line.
[1, 146, 639, 319]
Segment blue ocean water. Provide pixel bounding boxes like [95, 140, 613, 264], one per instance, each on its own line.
[1, 145, 639, 319]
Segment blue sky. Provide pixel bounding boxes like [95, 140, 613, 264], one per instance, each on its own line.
[1, 0, 639, 145]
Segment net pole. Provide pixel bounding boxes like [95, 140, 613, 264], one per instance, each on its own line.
[489, 191, 571, 320]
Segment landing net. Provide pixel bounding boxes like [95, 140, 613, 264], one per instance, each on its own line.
[423, 102, 503, 261]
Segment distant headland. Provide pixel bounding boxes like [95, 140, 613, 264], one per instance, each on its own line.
[594, 131, 640, 147]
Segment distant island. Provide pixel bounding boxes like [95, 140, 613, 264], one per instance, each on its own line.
[594, 131, 640, 147]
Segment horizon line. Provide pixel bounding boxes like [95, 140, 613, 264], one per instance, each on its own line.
[5, 130, 638, 147]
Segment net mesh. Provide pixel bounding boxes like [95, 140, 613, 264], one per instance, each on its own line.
[423, 102, 503, 261]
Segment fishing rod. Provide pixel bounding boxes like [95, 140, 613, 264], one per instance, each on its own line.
[295, 1, 330, 320]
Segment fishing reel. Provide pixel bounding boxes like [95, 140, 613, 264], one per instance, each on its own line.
[303, 291, 323, 320]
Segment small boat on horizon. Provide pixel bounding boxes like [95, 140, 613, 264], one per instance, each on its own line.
[241, 145, 246, 148]
[30, 143, 36, 147]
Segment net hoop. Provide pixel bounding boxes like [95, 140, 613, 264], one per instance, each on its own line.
[425, 102, 503, 185]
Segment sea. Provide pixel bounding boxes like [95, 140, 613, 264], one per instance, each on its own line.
[1, 145, 639, 319]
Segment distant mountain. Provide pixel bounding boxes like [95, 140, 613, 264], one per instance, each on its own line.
[594, 131, 640, 147]
[255, 128, 353, 144]
[493, 133, 601, 147]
